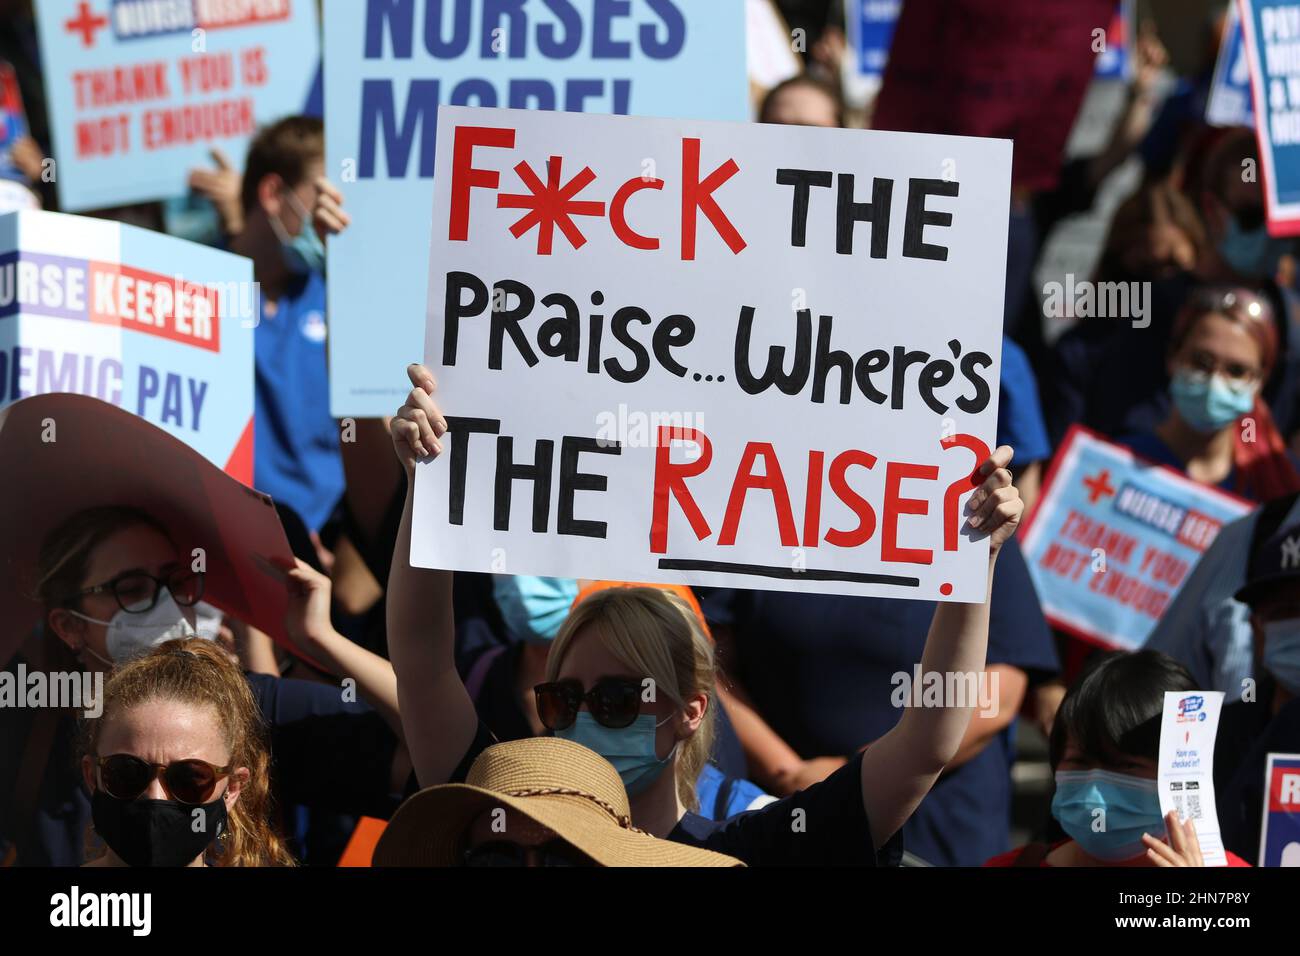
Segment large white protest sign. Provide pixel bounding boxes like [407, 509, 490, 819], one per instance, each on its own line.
[411, 107, 1011, 602]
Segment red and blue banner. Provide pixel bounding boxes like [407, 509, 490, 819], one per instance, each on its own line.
[0, 209, 255, 482]
[1260, 753, 1300, 866]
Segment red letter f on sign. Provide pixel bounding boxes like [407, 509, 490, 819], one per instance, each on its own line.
[449, 126, 516, 241]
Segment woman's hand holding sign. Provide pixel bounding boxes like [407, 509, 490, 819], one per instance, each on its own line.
[965, 445, 1019, 559]
[391, 364, 449, 476]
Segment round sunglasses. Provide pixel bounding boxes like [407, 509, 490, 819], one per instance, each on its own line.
[96, 753, 230, 805]
[534, 677, 644, 731]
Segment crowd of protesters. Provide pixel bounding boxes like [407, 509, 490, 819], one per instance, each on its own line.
[1, 1, 1298, 869]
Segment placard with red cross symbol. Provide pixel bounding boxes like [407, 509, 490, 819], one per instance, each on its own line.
[1020, 425, 1251, 650]
[34, 0, 319, 211]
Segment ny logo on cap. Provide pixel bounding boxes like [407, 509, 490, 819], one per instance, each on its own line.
[1282, 534, 1300, 570]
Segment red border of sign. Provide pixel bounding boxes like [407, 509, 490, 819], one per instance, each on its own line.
[1238, 0, 1300, 237]
[1021, 423, 1254, 649]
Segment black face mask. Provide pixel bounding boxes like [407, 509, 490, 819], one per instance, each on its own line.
[91, 790, 228, 867]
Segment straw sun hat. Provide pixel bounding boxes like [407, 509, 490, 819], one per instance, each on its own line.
[373, 737, 742, 867]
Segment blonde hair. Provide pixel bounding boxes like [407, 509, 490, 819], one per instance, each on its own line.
[83, 638, 295, 867]
[546, 588, 716, 812]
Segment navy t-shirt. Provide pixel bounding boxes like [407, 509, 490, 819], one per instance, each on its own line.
[696, 536, 1058, 866]
[254, 270, 344, 532]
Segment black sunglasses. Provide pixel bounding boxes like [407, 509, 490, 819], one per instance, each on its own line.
[462, 839, 591, 867]
[534, 677, 643, 731]
[69, 568, 204, 614]
[96, 753, 230, 805]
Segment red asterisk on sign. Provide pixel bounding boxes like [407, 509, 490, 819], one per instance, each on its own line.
[497, 156, 606, 255]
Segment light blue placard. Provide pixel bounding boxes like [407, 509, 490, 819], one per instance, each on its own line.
[1020, 428, 1252, 651]
[35, 0, 320, 211]
[0, 209, 255, 479]
[325, 0, 749, 418]
[1207, 1, 1254, 127]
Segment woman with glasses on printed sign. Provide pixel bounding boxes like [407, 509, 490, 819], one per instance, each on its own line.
[1119, 286, 1300, 503]
[374, 364, 1024, 867]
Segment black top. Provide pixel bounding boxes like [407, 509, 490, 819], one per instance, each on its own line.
[449, 722, 900, 867]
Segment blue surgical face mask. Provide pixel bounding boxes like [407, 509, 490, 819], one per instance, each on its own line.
[269, 188, 326, 276]
[1170, 369, 1256, 433]
[556, 711, 677, 797]
[1263, 617, 1300, 695]
[493, 576, 578, 644]
[1051, 768, 1166, 861]
[1219, 214, 1290, 278]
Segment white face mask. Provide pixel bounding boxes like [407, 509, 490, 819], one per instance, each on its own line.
[71, 590, 198, 665]
[192, 601, 226, 641]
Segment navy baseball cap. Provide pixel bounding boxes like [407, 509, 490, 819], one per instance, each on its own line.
[1235, 522, 1300, 607]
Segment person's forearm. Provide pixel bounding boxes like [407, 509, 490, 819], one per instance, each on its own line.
[896, 555, 997, 771]
[943, 664, 1026, 768]
[714, 682, 802, 786]
[301, 628, 402, 736]
[1088, 89, 1158, 188]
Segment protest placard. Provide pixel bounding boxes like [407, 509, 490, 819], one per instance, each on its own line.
[847, 0, 902, 80]
[1207, 1, 1255, 128]
[1240, 0, 1300, 235]
[871, 0, 1117, 191]
[33, 0, 319, 211]
[1021, 426, 1253, 650]
[1259, 753, 1300, 866]
[1158, 690, 1228, 868]
[0, 392, 294, 666]
[324, 0, 749, 418]
[0, 209, 255, 482]
[409, 106, 1011, 602]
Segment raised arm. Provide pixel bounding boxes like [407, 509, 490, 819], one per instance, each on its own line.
[387, 364, 479, 787]
[859, 445, 1022, 849]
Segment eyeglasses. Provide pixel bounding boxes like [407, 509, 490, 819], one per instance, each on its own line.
[69, 568, 204, 614]
[1179, 348, 1262, 389]
[534, 677, 644, 731]
[461, 840, 590, 867]
[96, 753, 230, 805]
